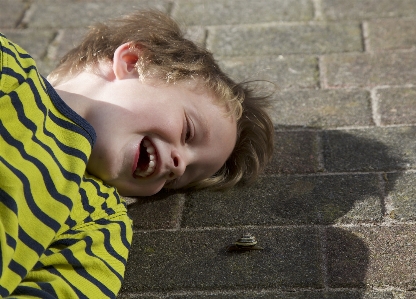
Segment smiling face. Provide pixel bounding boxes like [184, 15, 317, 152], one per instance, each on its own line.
[84, 78, 237, 196]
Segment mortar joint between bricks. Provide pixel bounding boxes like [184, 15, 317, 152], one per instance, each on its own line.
[377, 173, 388, 220]
[370, 88, 382, 126]
[17, 2, 36, 29]
[166, 1, 175, 16]
[319, 225, 329, 289]
[361, 21, 371, 53]
[44, 30, 65, 61]
[316, 132, 326, 172]
[312, 0, 324, 21]
[318, 56, 328, 89]
[172, 194, 186, 230]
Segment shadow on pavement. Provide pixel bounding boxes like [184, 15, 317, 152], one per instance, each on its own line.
[124, 128, 408, 298]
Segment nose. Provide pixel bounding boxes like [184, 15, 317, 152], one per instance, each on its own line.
[168, 149, 186, 179]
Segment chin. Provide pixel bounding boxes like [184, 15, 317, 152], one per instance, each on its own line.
[116, 183, 164, 197]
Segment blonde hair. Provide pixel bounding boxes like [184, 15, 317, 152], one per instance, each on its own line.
[48, 10, 274, 191]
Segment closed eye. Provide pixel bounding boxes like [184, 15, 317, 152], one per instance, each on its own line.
[185, 115, 194, 143]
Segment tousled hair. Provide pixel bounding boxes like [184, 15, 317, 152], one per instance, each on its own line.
[48, 10, 274, 191]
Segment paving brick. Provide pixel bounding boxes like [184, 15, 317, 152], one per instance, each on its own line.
[0, 0, 27, 29]
[207, 22, 362, 57]
[118, 289, 398, 298]
[52, 28, 88, 61]
[327, 225, 416, 289]
[271, 89, 372, 128]
[118, 291, 395, 299]
[322, 0, 416, 20]
[218, 55, 319, 90]
[166, 290, 394, 299]
[122, 228, 323, 292]
[2, 29, 54, 61]
[377, 87, 416, 126]
[182, 174, 382, 227]
[322, 127, 416, 172]
[128, 191, 185, 230]
[184, 26, 206, 47]
[171, 0, 314, 26]
[367, 19, 416, 51]
[405, 292, 416, 299]
[32, 29, 90, 76]
[323, 51, 416, 88]
[386, 172, 416, 222]
[266, 130, 321, 174]
[326, 227, 369, 287]
[118, 295, 158, 299]
[27, 0, 170, 28]
[36, 59, 56, 78]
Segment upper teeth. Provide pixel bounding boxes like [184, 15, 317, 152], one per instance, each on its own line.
[135, 139, 157, 177]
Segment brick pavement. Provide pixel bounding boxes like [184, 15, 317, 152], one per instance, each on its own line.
[1, 0, 416, 298]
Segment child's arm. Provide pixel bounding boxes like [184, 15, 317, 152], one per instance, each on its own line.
[0, 182, 132, 298]
[6, 211, 132, 298]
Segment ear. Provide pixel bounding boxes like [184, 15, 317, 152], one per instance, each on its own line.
[112, 43, 141, 80]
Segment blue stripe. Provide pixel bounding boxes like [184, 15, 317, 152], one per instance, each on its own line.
[8, 39, 34, 60]
[79, 187, 96, 215]
[14, 285, 57, 299]
[6, 233, 17, 250]
[60, 249, 114, 298]
[99, 227, 127, 265]
[0, 188, 18, 214]
[0, 245, 2, 279]
[37, 283, 58, 298]
[9, 91, 82, 185]
[43, 266, 89, 299]
[96, 219, 131, 254]
[0, 285, 9, 297]
[83, 176, 110, 199]
[2, 66, 26, 85]
[50, 238, 78, 248]
[44, 80, 96, 146]
[83, 235, 123, 282]
[28, 78, 93, 159]
[42, 125, 89, 165]
[2, 45, 35, 73]
[48, 110, 95, 146]
[65, 215, 77, 228]
[29, 79, 90, 164]
[8, 259, 27, 279]
[0, 120, 73, 212]
[119, 219, 131, 251]
[31, 80, 90, 164]
[0, 156, 62, 232]
[113, 189, 122, 205]
[19, 226, 44, 256]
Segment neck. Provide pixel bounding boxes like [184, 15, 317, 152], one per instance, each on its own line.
[52, 64, 114, 119]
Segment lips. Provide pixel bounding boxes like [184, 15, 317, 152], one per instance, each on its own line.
[133, 137, 157, 178]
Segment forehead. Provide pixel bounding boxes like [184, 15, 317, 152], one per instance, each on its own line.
[166, 77, 233, 113]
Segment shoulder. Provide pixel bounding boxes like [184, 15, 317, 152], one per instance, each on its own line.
[0, 33, 39, 95]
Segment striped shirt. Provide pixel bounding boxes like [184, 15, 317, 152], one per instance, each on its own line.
[0, 33, 132, 298]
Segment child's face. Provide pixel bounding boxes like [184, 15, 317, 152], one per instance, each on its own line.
[85, 78, 237, 196]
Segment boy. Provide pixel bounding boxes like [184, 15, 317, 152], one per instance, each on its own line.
[0, 10, 274, 298]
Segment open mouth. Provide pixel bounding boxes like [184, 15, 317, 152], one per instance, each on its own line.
[134, 137, 157, 178]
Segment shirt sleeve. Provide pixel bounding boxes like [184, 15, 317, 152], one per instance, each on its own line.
[4, 211, 132, 299]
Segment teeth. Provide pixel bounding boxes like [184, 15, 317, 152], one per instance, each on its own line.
[134, 139, 157, 178]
